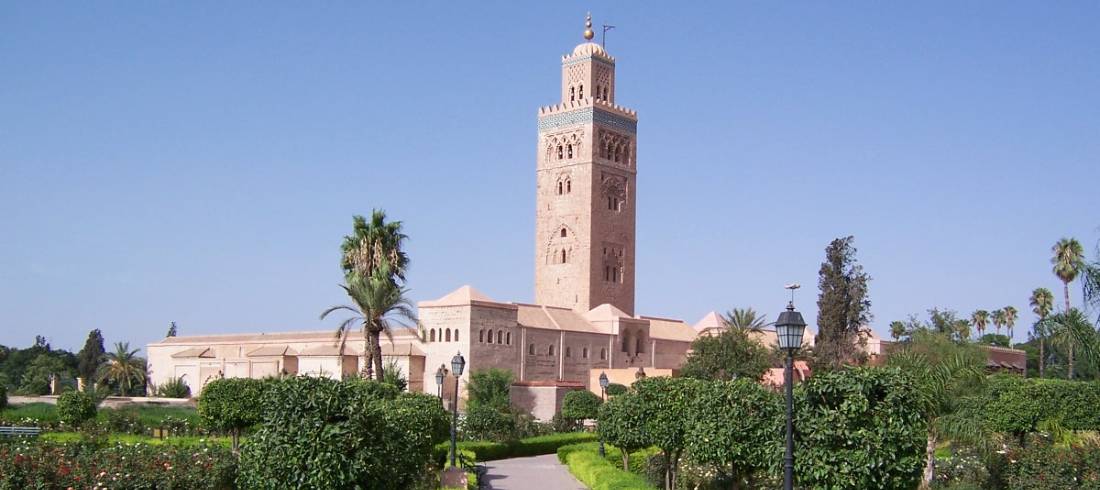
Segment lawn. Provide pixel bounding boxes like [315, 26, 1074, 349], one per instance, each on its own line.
[1, 402, 200, 426]
[41, 431, 233, 447]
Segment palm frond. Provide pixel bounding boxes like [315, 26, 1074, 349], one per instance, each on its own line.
[320, 304, 359, 320]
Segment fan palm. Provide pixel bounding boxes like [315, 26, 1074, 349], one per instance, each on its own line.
[1052, 238, 1084, 311]
[341, 211, 409, 283]
[971, 310, 989, 338]
[889, 321, 907, 341]
[97, 342, 146, 396]
[1083, 245, 1100, 322]
[990, 309, 1005, 337]
[321, 266, 416, 380]
[1003, 306, 1018, 343]
[1030, 287, 1055, 377]
[722, 307, 768, 333]
[1043, 308, 1098, 379]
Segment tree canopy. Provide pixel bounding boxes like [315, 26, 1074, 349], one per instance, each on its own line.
[680, 328, 773, 382]
[814, 236, 872, 370]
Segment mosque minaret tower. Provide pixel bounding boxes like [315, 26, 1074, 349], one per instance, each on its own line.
[535, 14, 639, 315]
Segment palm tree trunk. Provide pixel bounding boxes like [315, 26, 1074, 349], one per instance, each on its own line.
[1039, 338, 1045, 378]
[921, 433, 936, 489]
[1065, 281, 1074, 379]
[372, 331, 384, 381]
[363, 330, 375, 379]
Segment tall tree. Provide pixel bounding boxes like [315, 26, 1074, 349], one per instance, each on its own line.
[76, 329, 105, 388]
[1082, 241, 1100, 322]
[1003, 306, 1018, 343]
[814, 236, 872, 370]
[680, 328, 773, 382]
[1052, 237, 1084, 376]
[971, 310, 989, 338]
[166, 322, 178, 337]
[1043, 308, 1098, 380]
[321, 266, 416, 380]
[890, 321, 907, 341]
[991, 309, 1005, 337]
[97, 342, 146, 396]
[337, 211, 410, 379]
[1030, 287, 1055, 377]
[722, 307, 768, 333]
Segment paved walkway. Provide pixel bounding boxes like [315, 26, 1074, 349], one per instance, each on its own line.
[480, 454, 586, 490]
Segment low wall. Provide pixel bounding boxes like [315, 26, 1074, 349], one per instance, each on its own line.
[510, 382, 584, 421]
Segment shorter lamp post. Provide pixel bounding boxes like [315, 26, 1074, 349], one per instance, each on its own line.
[775, 300, 807, 490]
[449, 352, 466, 468]
[435, 365, 446, 400]
[598, 371, 609, 457]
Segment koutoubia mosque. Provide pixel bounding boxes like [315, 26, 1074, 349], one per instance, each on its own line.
[147, 17, 817, 417]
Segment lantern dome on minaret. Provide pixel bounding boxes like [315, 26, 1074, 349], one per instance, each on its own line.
[572, 42, 608, 57]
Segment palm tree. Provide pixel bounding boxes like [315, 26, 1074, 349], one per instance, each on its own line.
[1083, 244, 1100, 322]
[1003, 306, 1018, 344]
[97, 342, 146, 396]
[1043, 308, 1098, 379]
[1030, 287, 1055, 377]
[971, 310, 989, 338]
[722, 307, 767, 333]
[990, 309, 1005, 337]
[889, 321, 907, 341]
[954, 320, 971, 342]
[321, 266, 416, 380]
[1052, 238, 1084, 311]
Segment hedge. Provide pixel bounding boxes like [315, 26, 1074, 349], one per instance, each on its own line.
[984, 376, 1100, 434]
[435, 431, 597, 463]
[56, 391, 96, 428]
[557, 442, 657, 490]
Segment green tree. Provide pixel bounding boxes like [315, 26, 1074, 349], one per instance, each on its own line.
[1043, 308, 1098, 380]
[684, 379, 782, 490]
[381, 359, 407, 391]
[597, 389, 651, 471]
[890, 320, 907, 341]
[1031, 287, 1055, 377]
[321, 266, 415, 381]
[97, 342, 146, 396]
[971, 310, 990, 338]
[814, 236, 872, 370]
[991, 308, 1005, 337]
[1052, 237, 1085, 312]
[18, 354, 67, 395]
[57, 390, 97, 427]
[199, 377, 266, 450]
[560, 390, 602, 421]
[1004, 306, 1019, 343]
[76, 329, 105, 389]
[466, 368, 513, 411]
[680, 328, 772, 381]
[794, 367, 927, 490]
[1083, 242, 1100, 321]
[634, 376, 703, 489]
[887, 331, 986, 489]
[723, 307, 767, 333]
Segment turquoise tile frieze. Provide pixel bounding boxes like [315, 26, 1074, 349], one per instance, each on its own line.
[562, 55, 615, 68]
[538, 108, 637, 134]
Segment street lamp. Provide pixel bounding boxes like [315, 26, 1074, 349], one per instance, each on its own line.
[449, 352, 466, 468]
[775, 299, 807, 490]
[435, 365, 446, 399]
[598, 371, 609, 457]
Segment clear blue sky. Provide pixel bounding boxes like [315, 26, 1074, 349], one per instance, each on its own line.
[2, 2, 1098, 353]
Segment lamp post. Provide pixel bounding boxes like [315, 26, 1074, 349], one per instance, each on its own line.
[435, 365, 445, 400]
[598, 371, 609, 457]
[775, 299, 807, 490]
[449, 352, 466, 468]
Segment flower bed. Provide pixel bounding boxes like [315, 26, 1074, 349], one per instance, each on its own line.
[0, 439, 236, 489]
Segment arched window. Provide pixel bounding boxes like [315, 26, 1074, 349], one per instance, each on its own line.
[600, 348, 607, 360]
[614, 145, 621, 163]
[529, 344, 536, 355]
[430, 329, 436, 342]
[557, 181, 563, 195]
[558, 145, 563, 160]
[506, 332, 512, 345]
[487, 331, 494, 344]
[496, 330, 503, 344]
[479, 329, 484, 343]
[607, 143, 614, 159]
[579, 84, 584, 99]
[612, 267, 619, 283]
[583, 347, 589, 359]
[570, 87, 575, 101]
[455, 330, 459, 342]
[561, 249, 567, 264]
[445, 329, 451, 342]
[566, 180, 571, 193]
[621, 333, 631, 354]
[549, 344, 555, 356]
[567, 144, 573, 158]
[636, 337, 644, 354]
[561, 228, 567, 238]
[566, 347, 572, 358]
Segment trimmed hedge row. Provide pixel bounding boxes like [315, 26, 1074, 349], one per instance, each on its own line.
[434, 431, 596, 463]
[983, 375, 1100, 434]
[557, 442, 657, 490]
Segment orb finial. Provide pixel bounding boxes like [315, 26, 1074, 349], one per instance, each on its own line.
[583, 13, 594, 41]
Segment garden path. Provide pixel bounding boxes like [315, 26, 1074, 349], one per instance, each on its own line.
[480, 454, 586, 490]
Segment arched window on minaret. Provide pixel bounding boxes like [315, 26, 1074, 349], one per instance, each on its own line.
[566, 179, 571, 193]
[496, 330, 502, 344]
[557, 145, 563, 160]
[570, 87, 575, 102]
[607, 143, 614, 160]
[557, 181, 563, 195]
[561, 249, 567, 264]
[579, 84, 584, 99]
[445, 329, 451, 342]
[487, 331, 493, 344]
[561, 227, 567, 238]
[567, 144, 573, 158]
[479, 329, 484, 343]
[430, 329, 436, 342]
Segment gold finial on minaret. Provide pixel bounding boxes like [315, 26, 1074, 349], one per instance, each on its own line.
[583, 13, 594, 41]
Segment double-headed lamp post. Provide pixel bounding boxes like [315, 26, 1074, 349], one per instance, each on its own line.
[775, 300, 807, 490]
[449, 352, 466, 468]
[435, 365, 446, 399]
[598, 371, 609, 457]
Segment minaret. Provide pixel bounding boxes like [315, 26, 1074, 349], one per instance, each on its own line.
[535, 14, 638, 315]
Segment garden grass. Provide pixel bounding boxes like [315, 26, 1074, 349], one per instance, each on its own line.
[0, 403, 59, 423]
[41, 431, 232, 447]
[557, 442, 657, 490]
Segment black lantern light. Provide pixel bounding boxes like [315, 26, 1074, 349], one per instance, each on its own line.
[775, 303, 807, 352]
[448, 352, 466, 468]
[598, 371, 609, 456]
[775, 284, 807, 490]
[435, 365, 446, 399]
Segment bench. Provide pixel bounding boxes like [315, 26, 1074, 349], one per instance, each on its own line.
[0, 426, 42, 438]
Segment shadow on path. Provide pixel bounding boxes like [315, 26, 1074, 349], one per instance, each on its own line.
[480, 454, 586, 490]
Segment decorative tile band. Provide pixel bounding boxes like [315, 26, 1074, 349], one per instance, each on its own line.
[538, 107, 637, 134]
[562, 55, 616, 68]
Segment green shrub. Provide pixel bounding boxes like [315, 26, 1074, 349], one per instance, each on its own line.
[154, 376, 192, 398]
[197, 377, 265, 449]
[435, 432, 598, 463]
[56, 391, 96, 428]
[0, 439, 236, 488]
[237, 376, 448, 489]
[382, 359, 408, 392]
[557, 442, 657, 490]
[633, 376, 705, 489]
[984, 376, 1100, 434]
[794, 367, 927, 490]
[597, 390, 651, 471]
[605, 383, 627, 396]
[684, 379, 783, 487]
[103, 408, 142, 434]
[462, 404, 518, 442]
[561, 390, 602, 421]
[999, 436, 1100, 489]
[466, 368, 513, 411]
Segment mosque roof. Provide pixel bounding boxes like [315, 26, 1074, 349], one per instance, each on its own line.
[644, 317, 698, 342]
[419, 285, 513, 308]
[583, 303, 633, 323]
[693, 311, 726, 332]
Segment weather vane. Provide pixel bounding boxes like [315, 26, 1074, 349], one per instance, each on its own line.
[602, 23, 616, 48]
[784, 283, 801, 305]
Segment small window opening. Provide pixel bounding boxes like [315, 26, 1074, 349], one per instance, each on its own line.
[557, 182, 563, 195]
[600, 348, 607, 360]
[561, 228, 567, 238]
[566, 180, 571, 193]
[529, 344, 535, 355]
[570, 87, 575, 101]
[558, 145, 563, 160]
[561, 249, 567, 263]
[487, 331, 493, 344]
[479, 330, 484, 343]
[496, 330, 503, 344]
[579, 84, 584, 99]
[507, 332, 512, 345]
[583, 347, 589, 359]
[567, 144, 573, 158]
[445, 329, 451, 342]
[566, 347, 572, 358]
[430, 329, 436, 342]
[549, 345, 555, 356]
